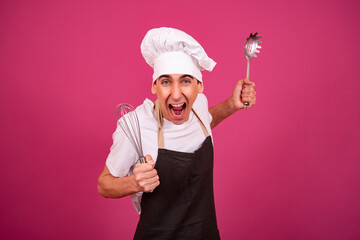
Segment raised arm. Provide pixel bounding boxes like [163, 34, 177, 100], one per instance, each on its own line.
[209, 78, 256, 129]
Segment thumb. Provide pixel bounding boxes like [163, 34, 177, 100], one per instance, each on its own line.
[233, 79, 244, 98]
[144, 154, 155, 166]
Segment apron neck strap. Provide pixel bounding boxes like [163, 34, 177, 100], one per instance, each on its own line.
[154, 99, 165, 149]
[154, 99, 210, 149]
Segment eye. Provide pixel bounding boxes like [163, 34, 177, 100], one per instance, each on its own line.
[182, 78, 192, 84]
[161, 80, 170, 85]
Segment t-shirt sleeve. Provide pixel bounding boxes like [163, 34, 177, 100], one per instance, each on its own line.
[106, 122, 138, 177]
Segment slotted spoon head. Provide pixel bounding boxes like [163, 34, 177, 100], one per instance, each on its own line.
[244, 32, 262, 58]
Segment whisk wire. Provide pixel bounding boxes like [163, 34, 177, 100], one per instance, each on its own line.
[115, 103, 145, 164]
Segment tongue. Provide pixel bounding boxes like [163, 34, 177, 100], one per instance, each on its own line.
[172, 105, 184, 116]
[172, 106, 183, 111]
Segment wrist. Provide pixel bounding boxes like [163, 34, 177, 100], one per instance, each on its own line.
[129, 175, 142, 193]
[228, 97, 242, 113]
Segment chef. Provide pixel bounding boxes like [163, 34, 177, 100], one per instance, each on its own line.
[98, 27, 256, 239]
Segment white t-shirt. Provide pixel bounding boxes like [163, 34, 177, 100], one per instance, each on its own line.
[106, 93, 213, 213]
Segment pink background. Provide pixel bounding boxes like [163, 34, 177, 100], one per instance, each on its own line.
[1, 0, 359, 239]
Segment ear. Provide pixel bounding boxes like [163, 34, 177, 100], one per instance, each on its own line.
[198, 81, 204, 93]
[151, 82, 157, 94]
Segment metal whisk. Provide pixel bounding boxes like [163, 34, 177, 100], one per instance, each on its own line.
[115, 103, 145, 164]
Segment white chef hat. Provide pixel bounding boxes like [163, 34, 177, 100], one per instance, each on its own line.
[140, 27, 216, 82]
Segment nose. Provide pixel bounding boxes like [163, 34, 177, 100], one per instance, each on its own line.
[171, 83, 182, 100]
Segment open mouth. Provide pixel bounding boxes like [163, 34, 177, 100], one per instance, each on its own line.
[169, 103, 186, 120]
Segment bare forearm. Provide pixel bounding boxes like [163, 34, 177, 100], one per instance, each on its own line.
[209, 78, 256, 128]
[98, 169, 139, 198]
[209, 97, 237, 129]
[98, 158, 160, 198]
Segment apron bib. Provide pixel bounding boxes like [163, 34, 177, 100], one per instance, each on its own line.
[134, 101, 220, 240]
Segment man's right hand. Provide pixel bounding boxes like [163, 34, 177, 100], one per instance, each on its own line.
[133, 155, 160, 193]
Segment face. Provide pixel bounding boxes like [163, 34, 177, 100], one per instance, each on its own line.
[152, 74, 204, 125]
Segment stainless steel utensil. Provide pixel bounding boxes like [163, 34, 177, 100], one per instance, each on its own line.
[244, 32, 262, 108]
[115, 103, 145, 164]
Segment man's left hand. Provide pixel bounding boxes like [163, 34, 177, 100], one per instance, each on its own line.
[231, 78, 256, 110]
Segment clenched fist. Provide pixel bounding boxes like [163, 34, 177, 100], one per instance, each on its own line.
[133, 155, 160, 193]
[232, 78, 256, 109]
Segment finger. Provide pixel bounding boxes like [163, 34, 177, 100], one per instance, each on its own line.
[144, 154, 155, 166]
[243, 78, 255, 87]
[140, 174, 160, 188]
[135, 170, 159, 185]
[147, 174, 160, 185]
[152, 180, 160, 189]
[241, 90, 256, 97]
[145, 180, 160, 193]
[141, 169, 158, 179]
[241, 95, 254, 102]
[249, 96, 256, 106]
[242, 92, 255, 100]
[242, 87, 255, 93]
[241, 92, 251, 100]
[242, 97, 252, 103]
[242, 91, 255, 97]
[133, 163, 155, 174]
[237, 79, 244, 87]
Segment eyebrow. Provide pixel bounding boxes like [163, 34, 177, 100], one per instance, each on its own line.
[181, 75, 194, 79]
[158, 74, 195, 80]
[158, 74, 171, 80]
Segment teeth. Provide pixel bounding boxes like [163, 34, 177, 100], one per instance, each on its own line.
[171, 103, 184, 107]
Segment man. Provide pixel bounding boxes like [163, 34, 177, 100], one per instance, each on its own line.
[98, 27, 256, 239]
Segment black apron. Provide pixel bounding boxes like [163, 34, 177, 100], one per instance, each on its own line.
[134, 101, 220, 240]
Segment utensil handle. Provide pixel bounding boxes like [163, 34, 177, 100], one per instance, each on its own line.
[244, 57, 250, 108]
[246, 57, 250, 79]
